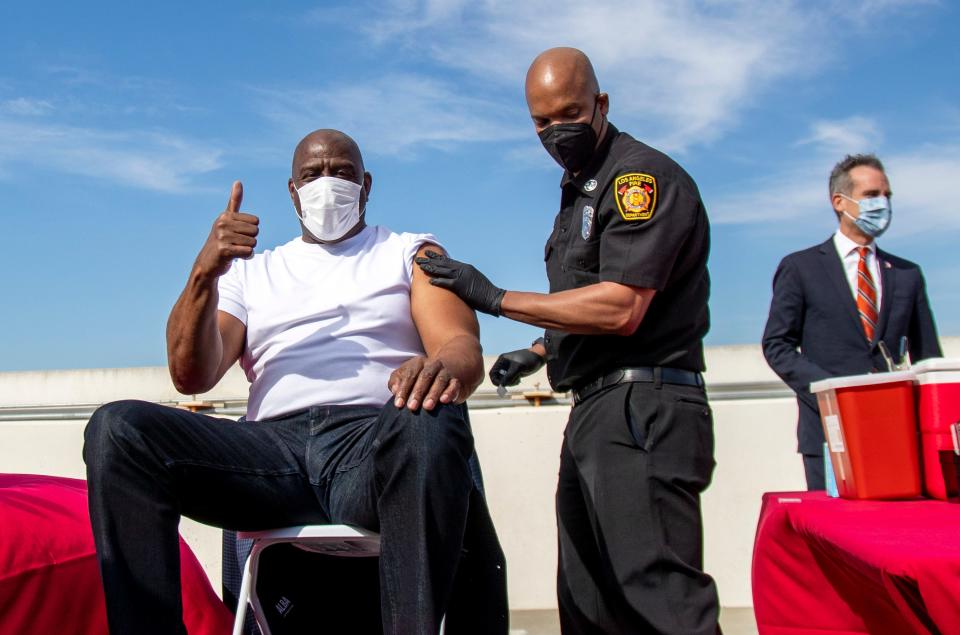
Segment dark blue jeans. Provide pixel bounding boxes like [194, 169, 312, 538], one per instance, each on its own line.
[83, 398, 474, 635]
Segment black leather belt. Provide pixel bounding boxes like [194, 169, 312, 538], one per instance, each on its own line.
[572, 367, 704, 405]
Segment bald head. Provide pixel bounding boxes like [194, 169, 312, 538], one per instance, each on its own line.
[291, 129, 365, 182]
[526, 47, 599, 103]
[525, 48, 609, 172]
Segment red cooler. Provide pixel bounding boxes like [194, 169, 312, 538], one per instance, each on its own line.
[811, 371, 920, 500]
[914, 358, 960, 500]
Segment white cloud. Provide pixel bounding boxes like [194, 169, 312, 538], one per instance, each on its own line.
[0, 66, 221, 192]
[709, 161, 828, 225]
[884, 144, 960, 233]
[287, 0, 941, 159]
[0, 98, 54, 116]
[355, 0, 814, 153]
[799, 116, 883, 154]
[359, 0, 470, 37]
[346, 0, 936, 154]
[253, 73, 527, 157]
[829, 0, 939, 23]
[711, 117, 960, 233]
[0, 118, 223, 193]
[31, 65, 207, 119]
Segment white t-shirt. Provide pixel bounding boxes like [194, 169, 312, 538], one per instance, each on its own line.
[833, 230, 882, 310]
[217, 225, 439, 420]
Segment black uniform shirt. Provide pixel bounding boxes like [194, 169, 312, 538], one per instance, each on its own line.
[543, 123, 711, 392]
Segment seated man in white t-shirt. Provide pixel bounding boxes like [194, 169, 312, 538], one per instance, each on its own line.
[83, 129, 501, 635]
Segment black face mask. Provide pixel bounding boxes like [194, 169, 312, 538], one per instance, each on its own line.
[538, 99, 600, 173]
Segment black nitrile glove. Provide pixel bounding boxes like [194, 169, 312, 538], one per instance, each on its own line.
[416, 250, 506, 316]
[489, 348, 545, 387]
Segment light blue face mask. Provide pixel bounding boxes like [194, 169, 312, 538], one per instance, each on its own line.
[838, 193, 892, 238]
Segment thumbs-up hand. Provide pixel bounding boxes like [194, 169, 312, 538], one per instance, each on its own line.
[195, 181, 260, 279]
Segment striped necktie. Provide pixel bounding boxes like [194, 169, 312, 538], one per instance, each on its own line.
[856, 246, 879, 342]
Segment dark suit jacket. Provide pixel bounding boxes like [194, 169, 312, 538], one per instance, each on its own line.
[762, 236, 942, 455]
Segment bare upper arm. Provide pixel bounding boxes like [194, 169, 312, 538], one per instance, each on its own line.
[410, 243, 480, 356]
[215, 310, 246, 381]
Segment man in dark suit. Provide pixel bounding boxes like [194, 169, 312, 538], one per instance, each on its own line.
[763, 153, 942, 490]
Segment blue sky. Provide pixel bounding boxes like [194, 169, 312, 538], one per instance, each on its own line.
[1, 0, 958, 371]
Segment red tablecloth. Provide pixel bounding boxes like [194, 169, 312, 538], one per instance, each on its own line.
[752, 491, 960, 635]
[0, 474, 232, 635]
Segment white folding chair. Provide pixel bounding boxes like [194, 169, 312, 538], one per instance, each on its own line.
[231, 524, 380, 635]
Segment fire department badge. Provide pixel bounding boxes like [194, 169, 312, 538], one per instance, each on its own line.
[614, 173, 657, 221]
[581, 205, 595, 240]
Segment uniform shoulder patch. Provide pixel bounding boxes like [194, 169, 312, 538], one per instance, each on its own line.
[614, 173, 657, 221]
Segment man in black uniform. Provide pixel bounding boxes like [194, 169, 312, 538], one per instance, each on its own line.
[417, 47, 720, 634]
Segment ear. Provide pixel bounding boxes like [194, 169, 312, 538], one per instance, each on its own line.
[831, 192, 846, 216]
[363, 171, 373, 199]
[288, 177, 300, 210]
[597, 92, 610, 117]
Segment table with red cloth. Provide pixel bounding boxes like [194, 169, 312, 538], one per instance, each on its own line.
[0, 474, 233, 635]
[752, 491, 960, 635]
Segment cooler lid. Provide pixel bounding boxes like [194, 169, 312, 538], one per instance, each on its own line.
[913, 358, 960, 374]
[810, 370, 916, 393]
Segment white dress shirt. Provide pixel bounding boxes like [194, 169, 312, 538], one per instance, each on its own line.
[833, 229, 882, 311]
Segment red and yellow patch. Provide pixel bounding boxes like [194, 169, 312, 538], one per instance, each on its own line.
[614, 173, 657, 221]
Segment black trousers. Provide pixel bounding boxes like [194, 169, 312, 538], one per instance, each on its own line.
[83, 398, 475, 635]
[556, 381, 721, 634]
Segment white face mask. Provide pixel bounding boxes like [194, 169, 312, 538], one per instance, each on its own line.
[838, 193, 892, 238]
[293, 176, 364, 242]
